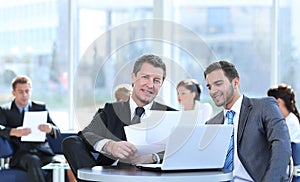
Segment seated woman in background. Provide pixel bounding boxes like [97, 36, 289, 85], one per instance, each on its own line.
[176, 79, 213, 121]
[267, 83, 300, 141]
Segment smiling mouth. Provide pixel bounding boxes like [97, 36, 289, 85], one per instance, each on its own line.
[141, 89, 153, 95]
[213, 95, 220, 99]
[212, 93, 223, 101]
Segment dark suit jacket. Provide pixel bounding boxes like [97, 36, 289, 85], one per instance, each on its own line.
[79, 100, 176, 165]
[0, 100, 61, 166]
[206, 96, 291, 182]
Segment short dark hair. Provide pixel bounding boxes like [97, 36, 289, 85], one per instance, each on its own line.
[132, 54, 166, 81]
[204, 61, 239, 82]
[12, 75, 32, 90]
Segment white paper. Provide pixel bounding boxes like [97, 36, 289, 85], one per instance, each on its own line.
[124, 110, 205, 156]
[133, 144, 165, 156]
[124, 125, 166, 156]
[21, 111, 48, 142]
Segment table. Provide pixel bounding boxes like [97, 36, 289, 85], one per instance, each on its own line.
[78, 165, 232, 182]
[42, 159, 70, 182]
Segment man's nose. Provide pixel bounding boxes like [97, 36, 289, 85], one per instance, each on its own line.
[210, 87, 218, 95]
[145, 78, 154, 87]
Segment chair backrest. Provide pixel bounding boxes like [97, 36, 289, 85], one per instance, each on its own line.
[1, 133, 76, 157]
[0, 136, 13, 158]
[292, 141, 300, 165]
[46, 133, 76, 154]
[292, 140, 300, 182]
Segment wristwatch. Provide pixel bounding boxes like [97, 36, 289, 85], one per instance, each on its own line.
[152, 153, 160, 164]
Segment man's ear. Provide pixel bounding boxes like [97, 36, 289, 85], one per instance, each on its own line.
[233, 77, 240, 88]
[131, 73, 136, 84]
[12, 90, 16, 97]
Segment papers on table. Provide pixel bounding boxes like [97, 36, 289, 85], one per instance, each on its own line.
[124, 110, 205, 156]
[21, 111, 48, 142]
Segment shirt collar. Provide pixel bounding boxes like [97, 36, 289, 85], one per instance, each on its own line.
[129, 97, 153, 118]
[14, 100, 31, 113]
[223, 95, 243, 117]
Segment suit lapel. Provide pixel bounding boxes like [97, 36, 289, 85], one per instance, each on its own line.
[208, 111, 224, 124]
[122, 102, 131, 125]
[150, 101, 167, 110]
[237, 96, 252, 144]
[112, 101, 131, 125]
[11, 101, 23, 124]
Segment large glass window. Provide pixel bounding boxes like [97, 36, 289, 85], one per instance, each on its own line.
[278, 0, 300, 94]
[0, 0, 69, 130]
[1, 0, 300, 131]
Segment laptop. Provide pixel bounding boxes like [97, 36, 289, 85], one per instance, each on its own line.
[136, 124, 233, 171]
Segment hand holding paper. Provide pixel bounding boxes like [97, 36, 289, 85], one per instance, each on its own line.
[10, 126, 31, 137]
[38, 123, 53, 134]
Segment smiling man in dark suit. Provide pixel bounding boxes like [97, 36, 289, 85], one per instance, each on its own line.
[62, 54, 176, 180]
[204, 61, 291, 182]
[0, 75, 61, 182]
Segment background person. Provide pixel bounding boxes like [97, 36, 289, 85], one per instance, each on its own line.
[93, 83, 132, 116]
[176, 79, 213, 121]
[0, 75, 61, 182]
[204, 61, 291, 181]
[114, 83, 132, 102]
[267, 83, 300, 141]
[62, 54, 176, 180]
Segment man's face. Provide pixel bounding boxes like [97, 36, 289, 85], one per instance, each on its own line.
[12, 83, 31, 108]
[205, 69, 238, 109]
[131, 62, 164, 106]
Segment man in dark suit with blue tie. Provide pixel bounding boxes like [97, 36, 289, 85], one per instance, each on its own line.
[204, 61, 291, 181]
[0, 75, 61, 182]
[62, 54, 176, 180]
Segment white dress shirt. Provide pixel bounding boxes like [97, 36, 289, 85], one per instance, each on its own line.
[223, 95, 253, 182]
[285, 112, 300, 141]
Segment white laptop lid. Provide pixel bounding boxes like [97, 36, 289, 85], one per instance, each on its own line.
[161, 124, 233, 170]
[136, 124, 233, 171]
[143, 110, 207, 144]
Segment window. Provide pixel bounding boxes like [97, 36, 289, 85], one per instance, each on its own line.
[0, 0, 69, 130]
[0, 0, 299, 131]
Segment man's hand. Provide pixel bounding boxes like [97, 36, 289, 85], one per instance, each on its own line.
[38, 123, 53, 134]
[105, 141, 137, 159]
[10, 127, 31, 137]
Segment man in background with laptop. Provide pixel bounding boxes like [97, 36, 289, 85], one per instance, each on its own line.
[204, 61, 291, 181]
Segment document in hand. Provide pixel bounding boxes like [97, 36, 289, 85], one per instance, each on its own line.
[124, 110, 206, 156]
[21, 111, 48, 142]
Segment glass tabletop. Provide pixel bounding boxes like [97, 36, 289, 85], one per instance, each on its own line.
[42, 162, 70, 170]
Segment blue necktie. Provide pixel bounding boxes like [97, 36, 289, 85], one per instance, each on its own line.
[224, 110, 235, 171]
